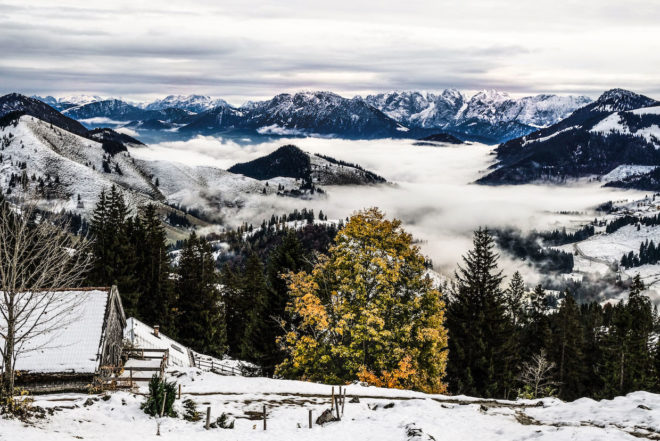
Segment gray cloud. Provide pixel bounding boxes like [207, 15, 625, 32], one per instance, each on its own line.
[1, 0, 659, 102]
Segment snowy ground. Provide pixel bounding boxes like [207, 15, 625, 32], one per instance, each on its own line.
[2, 368, 659, 441]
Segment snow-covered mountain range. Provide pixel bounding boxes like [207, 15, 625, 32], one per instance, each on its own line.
[0, 94, 388, 225]
[478, 89, 660, 186]
[32, 90, 594, 143]
[363, 90, 591, 142]
[142, 94, 229, 113]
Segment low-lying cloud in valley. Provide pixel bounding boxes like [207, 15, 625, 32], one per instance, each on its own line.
[131, 136, 646, 277]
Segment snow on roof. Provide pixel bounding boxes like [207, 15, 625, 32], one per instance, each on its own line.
[1, 288, 111, 374]
[124, 317, 191, 367]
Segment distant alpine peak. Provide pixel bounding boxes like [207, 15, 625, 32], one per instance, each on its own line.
[469, 89, 511, 102]
[143, 94, 229, 112]
[593, 88, 658, 112]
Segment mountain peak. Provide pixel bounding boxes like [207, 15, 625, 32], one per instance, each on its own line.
[593, 89, 658, 112]
[471, 89, 510, 102]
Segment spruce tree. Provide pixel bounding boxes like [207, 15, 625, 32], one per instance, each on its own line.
[136, 204, 175, 335]
[446, 228, 515, 398]
[505, 271, 525, 325]
[549, 292, 586, 400]
[625, 275, 655, 392]
[600, 275, 655, 397]
[238, 253, 270, 366]
[88, 186, 139, 316]
[175, 232, 226, 356]
[220, 264, 246, 356]
[262, 230, 308, 372]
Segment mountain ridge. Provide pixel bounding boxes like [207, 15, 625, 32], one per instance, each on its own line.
[477, 89, 660, 186]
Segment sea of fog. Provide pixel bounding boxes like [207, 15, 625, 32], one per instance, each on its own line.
[134, 136, 647, 278]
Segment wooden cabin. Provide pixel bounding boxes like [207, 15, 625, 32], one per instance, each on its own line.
[6, 286, 126, 393]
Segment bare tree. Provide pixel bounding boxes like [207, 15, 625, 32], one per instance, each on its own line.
[519, 349, 557, 398]
[0, 200, 92, 396]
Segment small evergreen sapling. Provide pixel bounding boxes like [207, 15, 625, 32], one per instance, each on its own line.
[142, 375, 177, 418]
[182, 399, 201, 422]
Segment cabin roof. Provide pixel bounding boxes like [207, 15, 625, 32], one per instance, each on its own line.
[124, 317, 192, 367]
[1, 287, 118, 374]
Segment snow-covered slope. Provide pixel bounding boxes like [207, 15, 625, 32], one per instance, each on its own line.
[0, 114, 277, 221]
[0, 115, 158, 211]
[3, 370, 659, 441]
[590, 107, 660, 145]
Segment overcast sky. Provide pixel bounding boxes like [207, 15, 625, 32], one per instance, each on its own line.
[1, 0, 659, 104]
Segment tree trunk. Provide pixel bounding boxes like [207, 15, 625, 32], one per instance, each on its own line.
[2, 312, 15, 396]
[619, 348, 625, 394]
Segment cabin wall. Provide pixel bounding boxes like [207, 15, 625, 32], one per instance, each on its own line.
[16, 372, 94, 394]
[100, 290, 125, 368]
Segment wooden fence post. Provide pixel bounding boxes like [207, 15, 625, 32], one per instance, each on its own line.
[129, 368, 133, 387]
[178, 384, 181, 400]
[160, 391, 167, 418]
[341, 388, 346, 416]
[205, 407, 211, 430]
[334, 396, 341, 421]
[308, 409, 312, 428]
[263, 405, 267, 430]
[331, 386, 335, 410]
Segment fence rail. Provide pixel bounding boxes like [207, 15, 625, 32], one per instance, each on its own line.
[191, 353, 243, 376]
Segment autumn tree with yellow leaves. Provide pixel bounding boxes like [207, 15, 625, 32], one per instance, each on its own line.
[275, 208, 448, 393]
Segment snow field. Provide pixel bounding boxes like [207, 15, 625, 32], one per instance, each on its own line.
[3, 368, 659, 441]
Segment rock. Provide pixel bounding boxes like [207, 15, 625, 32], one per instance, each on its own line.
[349, 396, 360, 403]
[637, 404, 651, 410]
[315, 408, 337, 425]
[479, 404, 488, 412]
[383, 402, 395, 409]
[83, 398, 95, 407]
[405, 423, 437, 441]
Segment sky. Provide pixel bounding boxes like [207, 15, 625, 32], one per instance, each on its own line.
[1, 0, 659, 105]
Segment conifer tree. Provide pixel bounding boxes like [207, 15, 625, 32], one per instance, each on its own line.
[88, 185, 139, 316]
[220, 264, 246, 355]
[238, 253, 270, 365]
[505, 271, 526, 325]
[136, 204, 175, 335]
[549, 292, 585, 400]
[262, 230, 308, 372]
[446, 228, 515, 398]
[175, 232, 226, 356]
[625, 275, 655, 392]
[600, 276, 655, 397]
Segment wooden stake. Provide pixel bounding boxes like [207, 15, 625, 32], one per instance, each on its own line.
[263, 405, 267, 430]
[178, 384, 181, 400]
[334, 396, 341, 421]
[341, 388, 346, 416]
[331, 386, 335, 410]
[160, 391, 167, 418]
[205, 407, 211, 430]
[308, 409, 312, 428]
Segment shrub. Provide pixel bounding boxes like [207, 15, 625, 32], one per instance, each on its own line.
[142, 375, 177, 417]
[182, 399, 201, 422]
